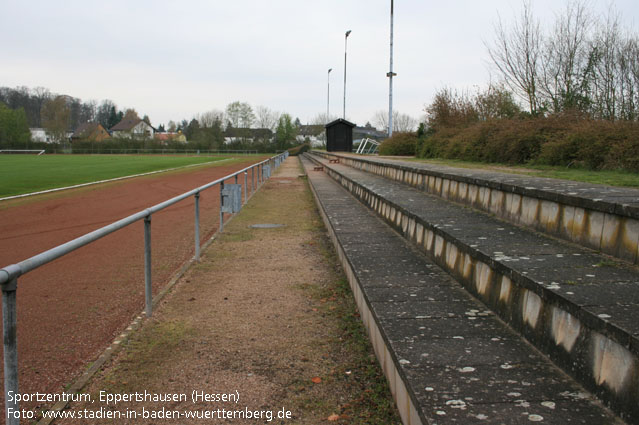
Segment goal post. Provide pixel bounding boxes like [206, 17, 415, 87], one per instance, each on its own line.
[0, 149, 45, 155]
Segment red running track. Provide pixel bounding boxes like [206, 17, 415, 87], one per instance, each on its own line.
[0, 157, 266, 417]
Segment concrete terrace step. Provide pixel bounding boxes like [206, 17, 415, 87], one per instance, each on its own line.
[300, 156, 621, 425]
[311, 151, 639, 266]
[304, 152, 639, 424]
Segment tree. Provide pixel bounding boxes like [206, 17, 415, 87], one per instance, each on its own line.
[107, 106, 121, 128]
[96, 100, 116, 128]
[0, 103, 30, 147]
[311, 113, 338, 125]
[123, 108, 139, 120]
[254, 105, 280, 131]
[275, 113, 297, 150]
[225, 101, 254, 128]
[31, 87, 51, 127]
[539, 0, 594, 113]
[168, 120, 177, 132]
[185, 118, 200, 140]
[198, 109, 225, 128]
[373, 110, 418, 132]
[190, 118, 224, 149]
[486, 0, 542, 115]
[425, 88, 478, 128]
[41, 95, 71, 144]
[474, 83, 522, 120]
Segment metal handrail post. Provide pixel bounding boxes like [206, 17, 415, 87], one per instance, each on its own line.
[3, 278, 18, 425]
[219, 181, 225, 232]
[194, 193, 200, 261]
[144, 216, 152, 317]
[244, 172, 248, 204]
[251, 167, 255, 194]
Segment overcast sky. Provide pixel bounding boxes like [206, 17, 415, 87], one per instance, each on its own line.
[1, 0, 637, 129]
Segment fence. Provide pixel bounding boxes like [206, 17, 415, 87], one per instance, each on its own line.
[64, 149, 260, 155]
[0, 151, 288, 424]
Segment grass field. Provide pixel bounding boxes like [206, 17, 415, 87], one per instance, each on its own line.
[405, 157, 639, 188]
[0, 155, 233, 198]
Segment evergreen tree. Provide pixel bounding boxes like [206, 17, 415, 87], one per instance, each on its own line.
[275, 113, 297, 151]
[0, 103, 31, 147]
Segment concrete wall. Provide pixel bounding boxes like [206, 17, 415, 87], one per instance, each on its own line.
[312, 151, 639, 265]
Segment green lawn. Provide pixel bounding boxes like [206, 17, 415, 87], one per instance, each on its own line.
[404, 158, 639, 188]
[0, 155, 230, 198]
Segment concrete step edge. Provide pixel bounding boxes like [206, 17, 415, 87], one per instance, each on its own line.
[311, 151, 639, 266]
[304, 153, 639, 424]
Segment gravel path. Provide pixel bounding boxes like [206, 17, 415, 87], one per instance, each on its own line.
[53, 157, 400, 424]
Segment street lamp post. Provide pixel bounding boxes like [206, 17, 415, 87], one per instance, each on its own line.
[327, 68, 332, 123]
[343, 30, 351, 120]
[387, 0, 397, 137]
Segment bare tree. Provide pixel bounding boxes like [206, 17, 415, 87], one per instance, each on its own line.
[617, 36, 638, 120]
[374, 110, 418, 132]
[254, 105, 280, 131]
[487, 0, 542, 115]
[539, 0, 593, 113]
[394, 112, 418, 132]
[197, 109, 224, 128]
[591, 9, 622, 120]
[311, 113, 338, 126]
[41, 95, 70, 144]
[31, 86, 51, 126]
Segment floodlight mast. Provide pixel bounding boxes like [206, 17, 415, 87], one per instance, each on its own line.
[387, 0, 397, 137]
[327, 68, 332, 123]
[343, 30, 351, 119]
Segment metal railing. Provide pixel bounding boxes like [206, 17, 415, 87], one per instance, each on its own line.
[64, 149, 260, 155]
[0, 151, 288, 424]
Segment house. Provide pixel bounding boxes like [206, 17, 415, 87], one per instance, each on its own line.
[29, 128, 48, 143]
[71, 122, 110, 142]
[353, 123, 387, 145]
[154, 132, 187, 143]
[223, 128, 273, 144]
[296, 124, 325, 147]
[110, 117, 155, 139]
[29, 128, 73, 144]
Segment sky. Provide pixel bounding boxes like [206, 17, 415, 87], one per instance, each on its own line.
[1, 0, 638, 129]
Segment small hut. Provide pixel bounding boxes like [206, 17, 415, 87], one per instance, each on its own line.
[325, 119, 355, 152]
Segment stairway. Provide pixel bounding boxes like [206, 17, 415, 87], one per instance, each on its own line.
[302, 152, 638, 424]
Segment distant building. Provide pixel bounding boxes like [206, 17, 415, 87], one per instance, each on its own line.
[223, 128, 273, 144]
[110, 117, 155, 139]
[29, 128, 73, 144]
[29, 128, 48, 143]
[155, 132, 187, 143]
[71, 122, 111, 142]
[353, 123, 387, 144]
[296, 124, 325, 147]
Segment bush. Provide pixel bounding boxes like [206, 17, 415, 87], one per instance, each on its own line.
[378, 132, 418, 156]
[417, 114, 639, 171]
[288, 143, 310, 156]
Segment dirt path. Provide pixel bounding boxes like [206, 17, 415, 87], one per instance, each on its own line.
[54, 157, 401, 424]
[0, 156, 267, 417]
